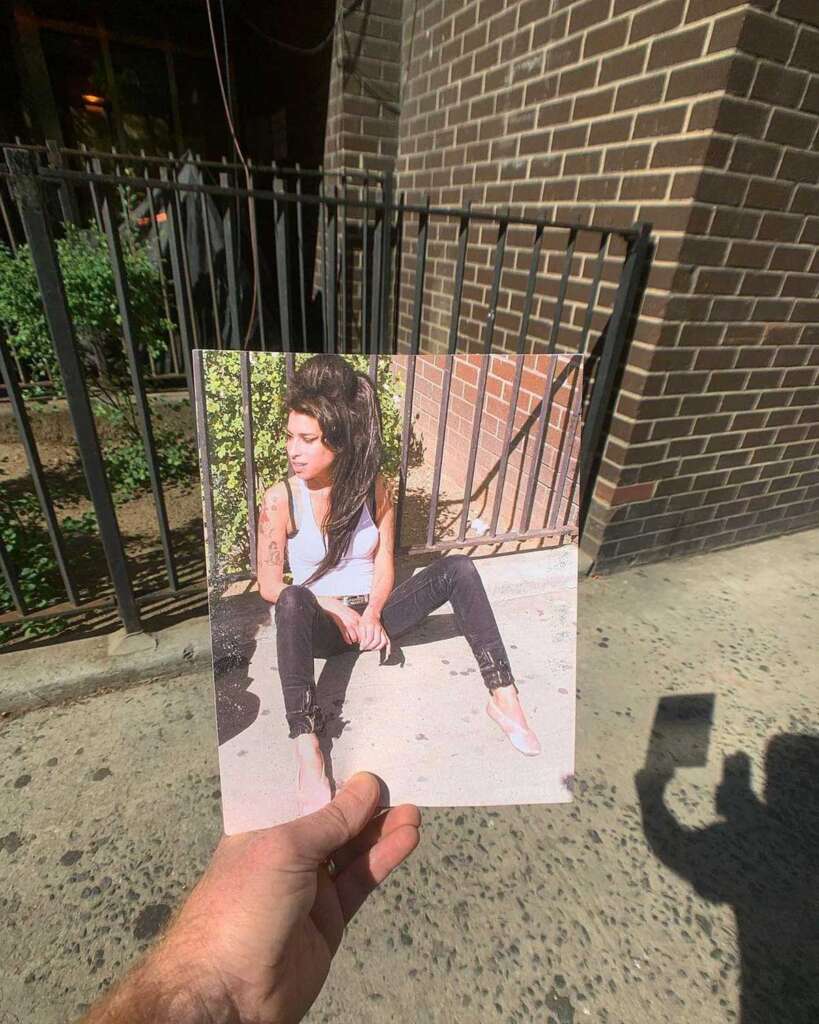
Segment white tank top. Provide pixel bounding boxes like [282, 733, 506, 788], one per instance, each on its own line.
[287, 476, 379, 596]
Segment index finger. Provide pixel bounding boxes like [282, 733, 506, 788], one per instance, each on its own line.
[335, 814, 421, 924]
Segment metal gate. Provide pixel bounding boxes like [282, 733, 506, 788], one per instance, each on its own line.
[0, 143, 651, 639]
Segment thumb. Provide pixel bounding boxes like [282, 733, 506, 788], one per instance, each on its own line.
[288, 772, 382, 865]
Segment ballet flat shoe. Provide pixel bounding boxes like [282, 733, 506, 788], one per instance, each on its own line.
[486, 699, 542, 757]
[296, 751, 332, 817]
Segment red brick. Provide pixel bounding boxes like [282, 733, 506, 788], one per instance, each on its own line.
[584, 19, 630, 59]
[779, 150, 819, 184]
[560, 62, 598, 94]
[729, 140, 781, 177]
[619, 173, 670, 199]
[727, 241, 772, 269]
[757, 213, 803, 243]
[766, 109, 816, 148]
[610, 482, 657, 506]
[633, 106, 687, 137]
[781, 0, 819, 31]
[751, 63, 808, 106]
[802, 76, 819, 115]
[745, 180, 794, 212]
[588, 113, 634, 145]
[568, 0, 611, 34]
[573, 88, 615, 120]
[708, 10, 746, 54]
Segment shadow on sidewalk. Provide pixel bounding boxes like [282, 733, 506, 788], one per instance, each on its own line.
[636, 731, 819, 1024]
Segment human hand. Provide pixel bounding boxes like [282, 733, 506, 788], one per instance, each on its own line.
[357, 608, 391, 657]
[321, 599, 362, 645]
[82, 774, 421, 1024]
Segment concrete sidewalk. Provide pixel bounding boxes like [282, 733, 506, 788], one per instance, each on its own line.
[1, 528, 817, 1023]
[0, 612, 214, 717]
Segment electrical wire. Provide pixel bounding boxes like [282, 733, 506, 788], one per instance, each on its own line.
[241, 2, 401, 114]
[240, 9, 341, 56]
[205, 0, 259, 348]
[205, 0, 403, 349]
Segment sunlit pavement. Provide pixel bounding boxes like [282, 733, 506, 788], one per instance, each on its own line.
[1, 528, 817, 1023]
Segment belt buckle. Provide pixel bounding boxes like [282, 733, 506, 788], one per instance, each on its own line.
[341, 594, 368, 607]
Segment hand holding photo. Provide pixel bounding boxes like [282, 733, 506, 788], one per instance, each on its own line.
[194, 351, 580, 833]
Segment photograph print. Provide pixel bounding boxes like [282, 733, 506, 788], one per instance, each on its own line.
[193, 350, 581, 834]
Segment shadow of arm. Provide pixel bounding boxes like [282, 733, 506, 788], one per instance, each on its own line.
[634, 769, 728, 903]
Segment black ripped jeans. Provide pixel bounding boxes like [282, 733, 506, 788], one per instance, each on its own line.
[274, 554, 516, 738]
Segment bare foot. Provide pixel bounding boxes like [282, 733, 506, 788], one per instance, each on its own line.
[294, 734, 332, 816]
[487, 684, 541, 757]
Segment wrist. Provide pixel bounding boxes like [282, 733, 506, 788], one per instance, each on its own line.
[82, 947, 239, 1024]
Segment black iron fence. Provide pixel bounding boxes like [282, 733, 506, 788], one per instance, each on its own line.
[0, 142, 651, 641]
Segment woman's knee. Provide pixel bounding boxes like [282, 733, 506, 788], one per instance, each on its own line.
[446, 554, 477, 580]
[274, 584, 315, 621]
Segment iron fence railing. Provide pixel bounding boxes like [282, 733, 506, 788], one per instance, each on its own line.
[0, 142, 651, 640]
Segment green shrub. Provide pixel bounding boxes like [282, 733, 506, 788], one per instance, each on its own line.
[203, 352, 403, 578]
[0, 222, 196, 640]
[0, 223, 170, 394]
[0, 495, 97, 642]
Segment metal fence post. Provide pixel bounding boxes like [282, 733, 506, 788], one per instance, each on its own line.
[0, 332, 79, 604]
[579, 221, 652, 515]
[160, 164, 195, 400]
[93, 158, 179, 592]
[45, 139, 80, 226]
[376, 172, 393, 353]
[4, 147, 142, 635]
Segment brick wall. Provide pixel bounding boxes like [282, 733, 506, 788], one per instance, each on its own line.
[333, 0, 819, 571]
[324, 0, 403, 174]
[320, 1, 404, 342]
[578, 0, 819, 571]
[396, 354, 582, 536]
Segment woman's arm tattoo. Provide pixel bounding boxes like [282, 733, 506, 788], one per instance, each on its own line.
[263, 539, 283, 566]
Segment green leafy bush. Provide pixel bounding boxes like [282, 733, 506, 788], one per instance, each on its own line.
[0, 222, 197, 639]
[0, 223, 170, 393]
[203, 352, 403, 578]
[0, 495, 97, 642]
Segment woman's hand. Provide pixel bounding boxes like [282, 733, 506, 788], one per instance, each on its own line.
[319, 599, 362, 646]
[358, 608, 391, 657]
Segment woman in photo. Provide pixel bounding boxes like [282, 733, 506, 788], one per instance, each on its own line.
[257, 354, 541, 816]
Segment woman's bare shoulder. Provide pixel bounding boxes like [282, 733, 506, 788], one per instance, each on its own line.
[260, 481, 290, 520]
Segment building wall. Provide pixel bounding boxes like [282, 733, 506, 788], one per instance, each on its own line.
[584, 0, 819, 571]
[332, 0, 819, 571]
[320, 1, 404, 344]
[324, 0, 404, 174]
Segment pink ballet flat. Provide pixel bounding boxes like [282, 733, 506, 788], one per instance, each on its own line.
[296, 751, 332, 817]
[486, 699, 542, 757]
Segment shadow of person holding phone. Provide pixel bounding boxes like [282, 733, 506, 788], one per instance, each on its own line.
[636, 732, 819, 1023]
